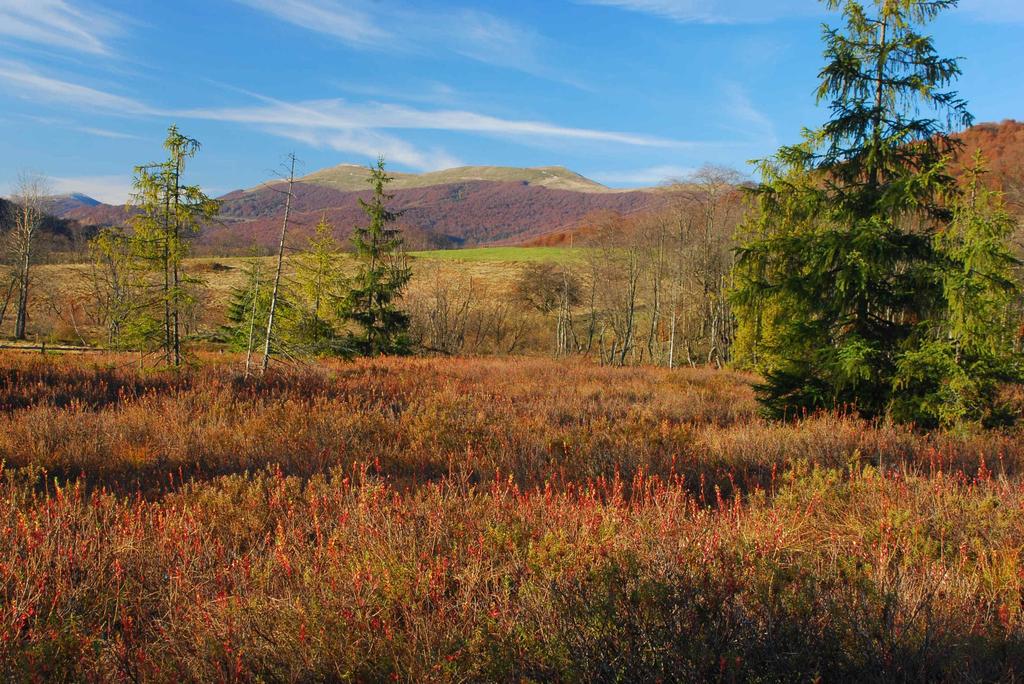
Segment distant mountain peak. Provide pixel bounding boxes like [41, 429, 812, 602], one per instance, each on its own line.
[45, 193, 102, 215]
[296, 163, 612, 193]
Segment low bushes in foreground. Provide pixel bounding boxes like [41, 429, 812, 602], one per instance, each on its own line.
[2, 464, 1023, 681]
[0, 354, 1021, 494]
[1, 353, 1023, 680]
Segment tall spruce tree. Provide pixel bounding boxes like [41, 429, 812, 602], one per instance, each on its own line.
[732, 0, 1014, 423]
[338, 158, 412, 356]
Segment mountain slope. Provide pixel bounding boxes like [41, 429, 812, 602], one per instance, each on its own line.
[298, 164, 613, 193]
[949, 120, 1024, 210]
[205, 180, 657, 251]
[46, 193, 100, 216]
[50, 121, 1024, 254]
[63, 165, 660, 253]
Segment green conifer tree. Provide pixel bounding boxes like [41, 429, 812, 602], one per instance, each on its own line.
[221, 257, 272, 353]
[891, 154, 1022, 428]
[337, 158, 412, 356]
[732, 0, 993, 422]
[294, 215, 344, 355]
[221, 257, 325, 371]
[129, 125, 219, 366]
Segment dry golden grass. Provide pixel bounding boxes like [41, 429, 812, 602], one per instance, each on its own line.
[11, 254, 526, 344]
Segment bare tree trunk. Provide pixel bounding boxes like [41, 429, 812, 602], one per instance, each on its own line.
[244, 266, 261, 378]
[261, 154, 296, 375]
[14, 246, 30, 340]
[171, 156, 182, 367]
[163, 169, 172, 365]
[585, 264, 599, 355]
[618, 251, 639, 366]
[647, 264, 660, 362]
[668, 304, 677, 369]
[0, 276, 16, 329]
[313, 265, 323, 349]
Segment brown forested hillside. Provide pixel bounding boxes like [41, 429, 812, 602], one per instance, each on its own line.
[952, 119, 1024, 210]
[62, 178, 662, 253]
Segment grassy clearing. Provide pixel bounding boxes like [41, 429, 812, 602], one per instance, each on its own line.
[410, 246, 584, 262]
[2, 353, 1024, 679]
[15, 255, 527, 344]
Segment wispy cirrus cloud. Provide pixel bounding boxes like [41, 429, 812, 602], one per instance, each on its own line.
[183, 96, 692, 149]
[233, 0, 389, 47]
[264, 127, 463, 173]
[0, 60, 701, 172]
[231, 0, 574, 83]
[76, 126, 140, 140]
[580, 0, 1024, 24]
[0, 0, 124, 55]
[331, 80, 460, 108]
[576, 0, 818, 24]
[590, 164, 699, 186]
[22, 114, 142, 140]
[0, 60, 152, 114]
[720, 82, 777, 147]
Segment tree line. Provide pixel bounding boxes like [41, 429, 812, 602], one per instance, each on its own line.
[1, 0, 1021, 428]
[0, 133, 415, 373]
[475, 0, 1022, 430]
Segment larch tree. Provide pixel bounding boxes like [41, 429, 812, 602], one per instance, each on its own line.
[338, 158, 412, 356]
[731, 0, 1021, 426]
[294, 214, 344, 355]
[130, 125, 218, 366]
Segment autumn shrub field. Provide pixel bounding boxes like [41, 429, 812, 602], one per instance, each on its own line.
[3, 352, 1024, 681]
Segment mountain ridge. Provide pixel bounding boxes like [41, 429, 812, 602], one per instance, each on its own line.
[245, 163, 623, 195]
[38, 120, 1024, 254]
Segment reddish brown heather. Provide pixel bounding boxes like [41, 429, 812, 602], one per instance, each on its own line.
[0, 353, 1020, 494]
[1, 353, 1023, 680]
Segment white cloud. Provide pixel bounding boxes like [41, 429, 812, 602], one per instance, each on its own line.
[577, 0, 818, 24]
[582, 0, 1023, 24]
[48, 174, 132, 204]
[233, 0, 389, 47]
[0, 0, 123, 55]
[0, 60, 697, 173]
[231, 0, 570, 82]
[0, 60, 152, 114]
[76, 126, 140, 140]
[591, 165, 698, 186]
[264, 126, 463, 172]
[17, 114, 141, 140]
[720, 82, 777, 147]
[433, 9, 555, 79]
[183, 97, 694, 149]
[331, 80, 461, 108]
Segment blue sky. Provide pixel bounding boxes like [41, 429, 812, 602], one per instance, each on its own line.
[0, 0, 1021, 203]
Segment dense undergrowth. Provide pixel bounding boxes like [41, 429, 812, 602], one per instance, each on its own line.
[2, 353, 1023, 681]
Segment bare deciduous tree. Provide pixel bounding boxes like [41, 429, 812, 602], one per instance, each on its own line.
[7, 173, 51, 340]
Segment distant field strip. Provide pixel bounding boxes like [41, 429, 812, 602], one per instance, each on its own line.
[410, 246, 586, 262]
